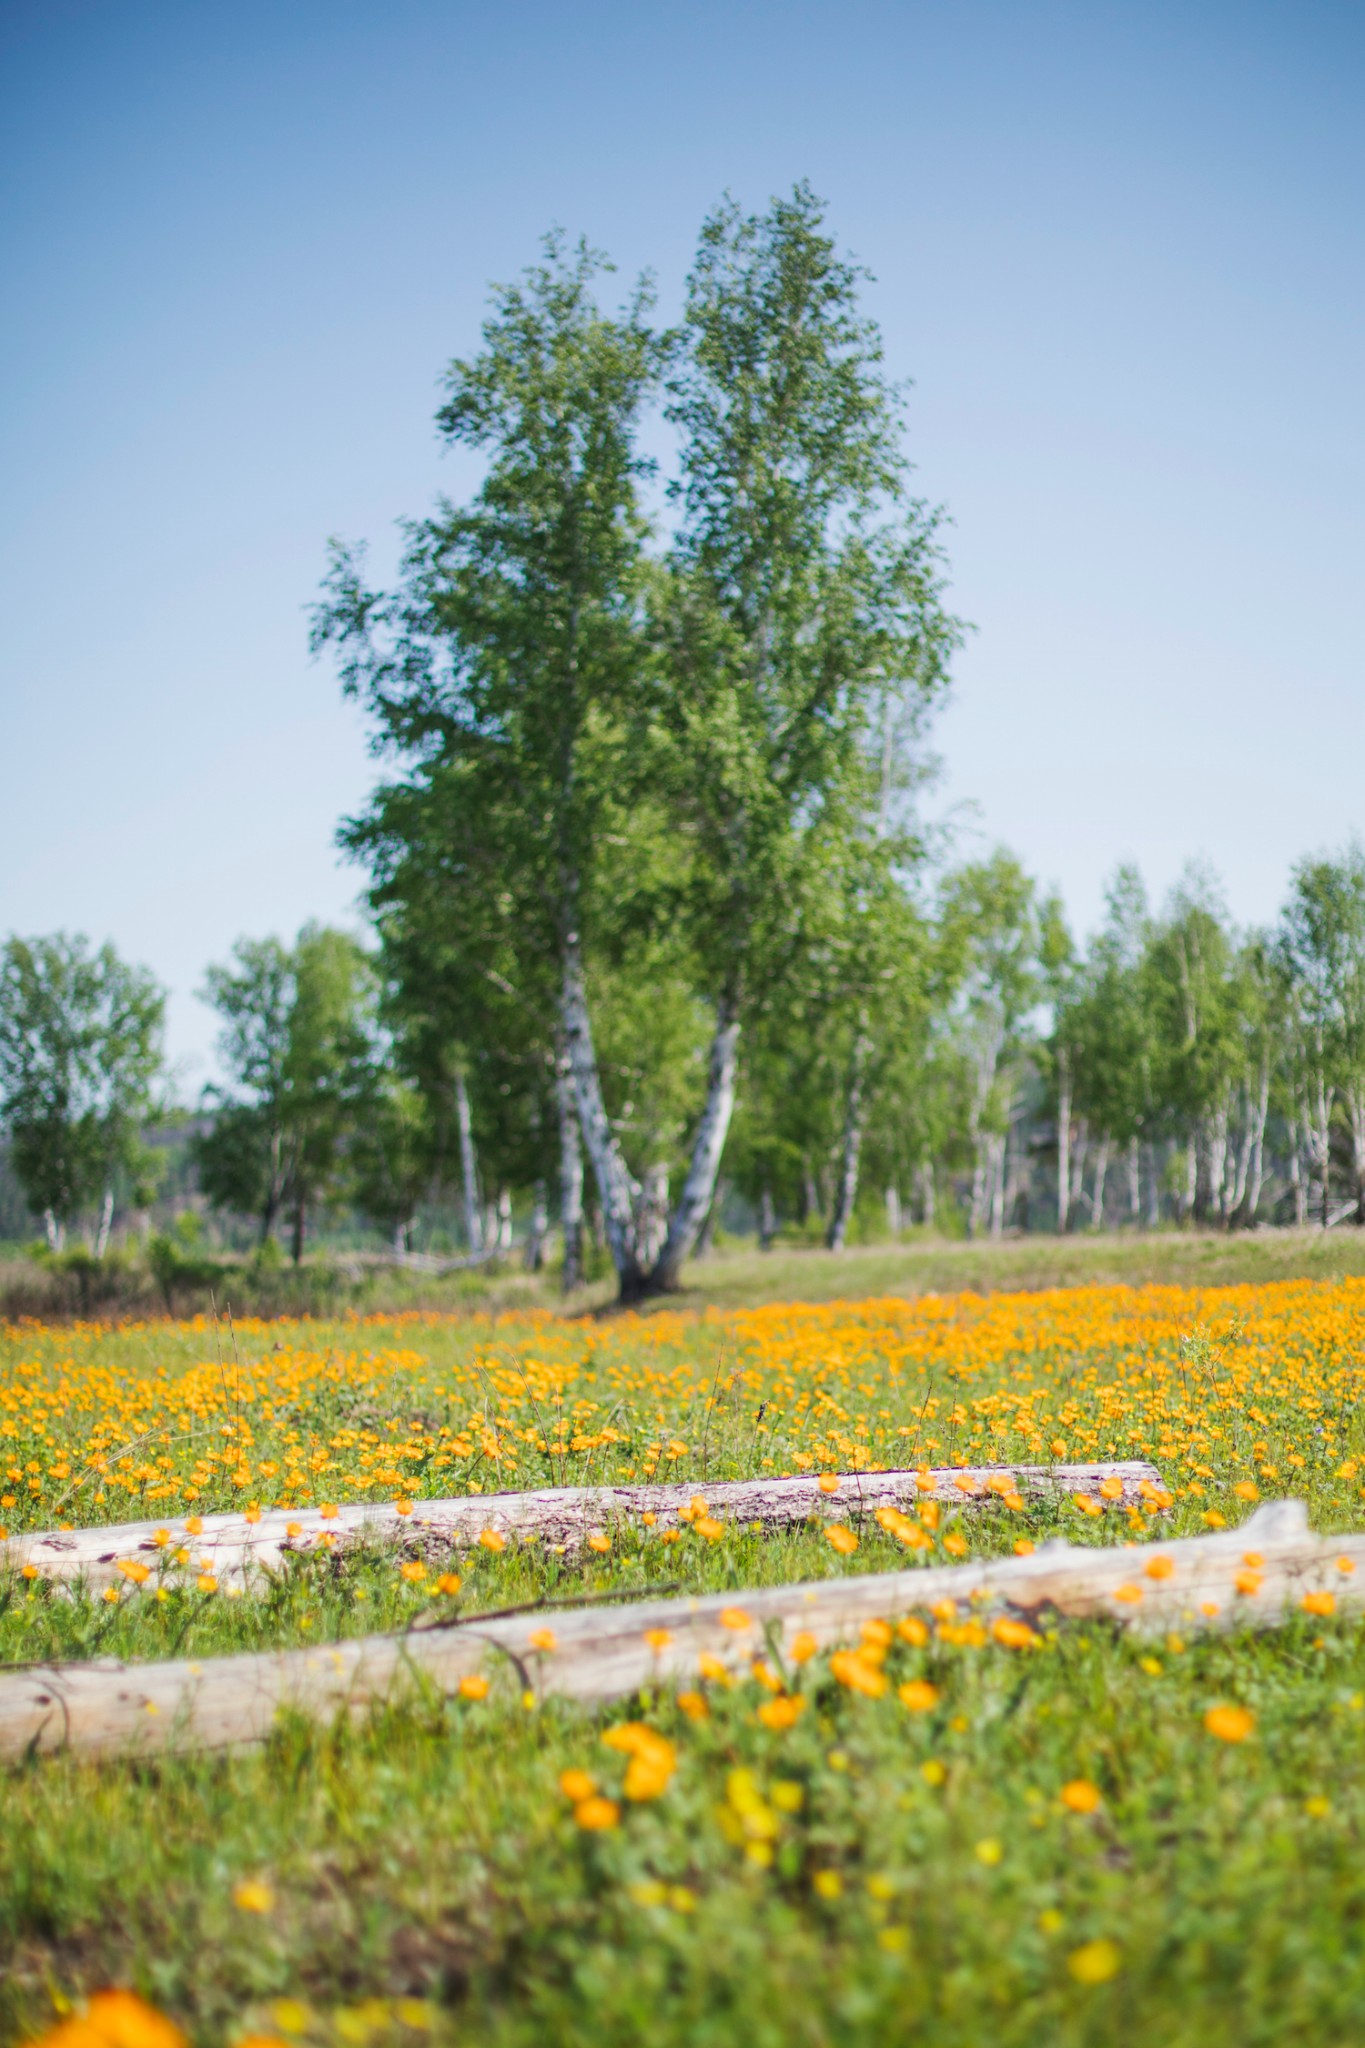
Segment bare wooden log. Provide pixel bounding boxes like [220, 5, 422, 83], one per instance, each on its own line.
[1, 1462, 1165, 1592]
[0, 1498, 1352, 1764]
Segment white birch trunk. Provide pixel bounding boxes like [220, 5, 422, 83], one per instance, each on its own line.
[93, 1188, 114, 1259]
[826, 1032, 870, 1252]
[758, 1186, 776, 1250]
[1055, 1052, 1072, 1234]
[885, 1187, 902, 1238]
[1126, 1137, 1141, 1222]
[915, 1159, 935, 1229]
[560, 933, 640, 1285]
[1087, 1136, 1110, 1229]
[649, 1001, 741, 1291]
[554, 1042, 584, 1292]
[455, 1070, 483, 1255]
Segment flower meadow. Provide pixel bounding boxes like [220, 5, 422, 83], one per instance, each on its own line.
[5, 1280, 1365, 2048]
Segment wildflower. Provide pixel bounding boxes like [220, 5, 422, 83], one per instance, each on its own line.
[897, 1616, 929, 1647]
[185, 1517, 203, 1536]
[1305, 1794, 1331, 1818]
[1143, 1556, 1175, 1580]
[197, 1573, 218, 1594]
[1060, 1779, 1101, 1814]
[399, 1560, 426, 1584]
[757, 1694, 806, 1730]
[942, 1533, 968, 1557]
[975, 1838, 1003, 1866]
[831, 1649, 887, 1698]
[435, 1573, 462, 1596]
[319, 1505, 338, 1520]
[395, 1499, 413, 1516]
[825, 1524, 858, 1556]
[574, 1795, 619, 1831]
[860, 1618, 893, 1654]
[818, 1474, 841, 1494]
[720, 1607, 752, 1631]
[698, 1652, 732, 1684]
[1073, 1495, 1103, 1518]
[232, 1878, 275, 1913]
[152, 1528, 171, 1548]
[559, 1768, 597, 1802]
[528, 1627, 557, 1651]
[244, 1505, 262, 1525]
[586, 1533, 611, 1553]
[1067, 1938, 1122, 1985]
[771, 1779, 804, 1812]
[102, 1585, 121, 1604]
[899, 1680, 939, 1712]
[1201, 1510, 1227, 1529]
[1013, 1538, 1036, 1555]
[458, 1674, 490, 1701]
[1233, 1481, 1259, 1501]
[992, 1617, 1038, 1649]
[28, 1990, 188, 2048]
[117, 1559, 151, 1585]
[1302, 1590, 1335, 1617]
[677, 1691, 709, 1721]
[1139, 1656, 1163, 1676]
[478, 1529, 506, 1553]
[812, 1870, 842, 1899]
[1336, 1557, 1357, 1575]
[1204, 1704, 1255, 1743]
[1111, 1584, 1143, 1605]
[1234, 1569, 1263, 1596]
[695, 1516, 725, 1541]
[789, 1630, 818, 1663]
[1098, 1476, 1124, 1501]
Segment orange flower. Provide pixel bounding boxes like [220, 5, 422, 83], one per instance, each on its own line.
[1060, 1778, 1101, 1814]
[528, 1627, 557, 1651]
[825, 1524, 858, 1556]
[896, 1616, 929, 1647]
[898, 1680, 939, 1712]
[789, 1630, 818, 1663]
[757, 1694, 806, 1730]
[697, 1652, 732, 1684]
[478, 1529, 506, 1553]
[818, 1474, 841, 1495]
[28, 1989, 188, 2048]
[991, 1617, 1038, 1649]
[196, 1573, 218, 1594]
[559, 1768, 597, 1802]
[586, 1533, 612, 1553]
[1302, 1590, 1335, 1617]
[435, 1573, 462, 1596]
[1073, 1494, 1103, 1518]
[677, 1691, 709, 1721]
[720, 1607, 753, 1631]
[1204, 1704, 1255, 1743]
[644, 1628, 672, 1651]
[232, 1878, 275, 1913]
[1098, 1476, 1124, 1501]
[394, 1499, 413, 1516]
[942, 1533, 968, 1557]
[116, 1559, 151, 1586]
[830, 1650, 887, 1698]
[1111, 1583, 1143, 1605]
[574, 1795, 619, 1831]
[1143, 1556, 1175, 1580]
[458, 1674, 490, 1700]
[1336, 1557, 1357, 1575]
[319, 1504, 338, 1520]
[1234, 1569, 1263, 1596]
[399, 1560, 426, 1583]
[694, 1516, 725, 1542]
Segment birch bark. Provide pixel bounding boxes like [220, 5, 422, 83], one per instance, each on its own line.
[554, 1042, 584, 1291]
[826, 1032, 870, 1251]
[454, 1070, 484, 1255]
[649, 1000, 741, 1291]
[560, 932, 641, 1288]
[1056, 1050, 1072, 1234]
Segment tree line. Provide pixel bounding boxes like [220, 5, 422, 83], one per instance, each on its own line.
[3, 189, 1364, 1293]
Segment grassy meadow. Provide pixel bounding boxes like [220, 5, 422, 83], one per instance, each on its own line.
[5, 1270, 1365, 2045]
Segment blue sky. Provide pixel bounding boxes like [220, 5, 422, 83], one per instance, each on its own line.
[1, 0, 1361, 1085]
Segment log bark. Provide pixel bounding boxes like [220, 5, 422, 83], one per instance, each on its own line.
[0, 1498, 1352, 1764]
[2, 1463, 1166, 1593]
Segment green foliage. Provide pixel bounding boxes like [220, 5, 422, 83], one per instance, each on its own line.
[0, 933, 164, 1240]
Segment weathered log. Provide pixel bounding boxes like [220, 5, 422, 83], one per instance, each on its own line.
[0, 1498, 1351, 1764]
[1, 1462, 1165, 1592]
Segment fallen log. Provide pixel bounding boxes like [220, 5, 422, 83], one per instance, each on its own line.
[0, 1498, 1352, 1764]
[1, 1461, 1165, 1592]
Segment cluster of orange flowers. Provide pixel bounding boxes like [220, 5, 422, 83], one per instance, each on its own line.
[3, 1278, 1365, 1536]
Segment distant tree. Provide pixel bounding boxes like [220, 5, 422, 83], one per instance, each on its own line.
[0, 934, 164, 1250]
[197, 926, 377, 1260]
[1278, 843, 1365, 1224]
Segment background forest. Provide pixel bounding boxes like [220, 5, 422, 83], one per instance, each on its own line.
[4, 190, 1365, 1301]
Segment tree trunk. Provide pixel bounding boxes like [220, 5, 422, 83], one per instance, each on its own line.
[1056, 1051, 1072, 1234]
[455, 1069, 484, 1255]
[561, 934, 640, 1289]
[495, 1189, 513, 1253]
[1126, 1137, 1141, 1223]
[1346, 1082, 1365, 1225]
[1087, 1137, 1110, 1229]
[1288, 1119, 1307, 1226]
[1243, 1065, 1269, 1226]
[885, 1186, 902, 1238]
[43, 1208, 64, 1254]
[801, 1169, 821, 1227]
[1144, 1140, 1161, 1228]
[915, 1159, 936, 1229]
[1069, 1119, 1089, 1225]
[1181, 1138, 1197, 1224]
[524, 1183, 548, 1271]
[826, 1033, 870, 1252]
[555, 1046, 583, 1292]
[986, 1130, 1007, 1239]
[636, 1165, 670, 1268]
[647, 999, 741, 1294]
[92, 1188, 114, 1259]
[694, 1179, 724, 1259]
[290, 1195, 306, 1266]
[758, 1185, 776, 1250]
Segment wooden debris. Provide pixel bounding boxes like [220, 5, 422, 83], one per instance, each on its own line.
[0, 1461, 1165, 1592]
[0, 1498, 1353, 1764]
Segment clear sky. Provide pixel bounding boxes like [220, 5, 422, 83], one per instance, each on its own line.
[2, 0, 1361, 1088]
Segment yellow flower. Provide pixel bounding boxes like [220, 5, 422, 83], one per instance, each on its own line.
[942, 1533, 968, 1557]
[644, 1628, 672, 1651]
[197, 1573, 218, 1594]
[897, 1616, 929, 1647]
[1060, 1779, 1101, 1814]
[789, 1630, 818, 1663]
[458, 1674, 490, 1701]
[1305, 1794, 1331, 1818]
[232, 1878, 275, 1913]
[1067, 1938, 1122, 1984]
[399, 1560, 425, 1583]
[1302, 1590, 1335, 1617]
[1204, 1704, 1255, 1743]
[676, 1691, 709, 1721]
[812, 1870, 842, 1899]
[825, 1524, 858, 1556]
[28, 1989, 188, 2048]
[559, 1768, 597, 1802]
[974, 1838, 1003, 1866]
